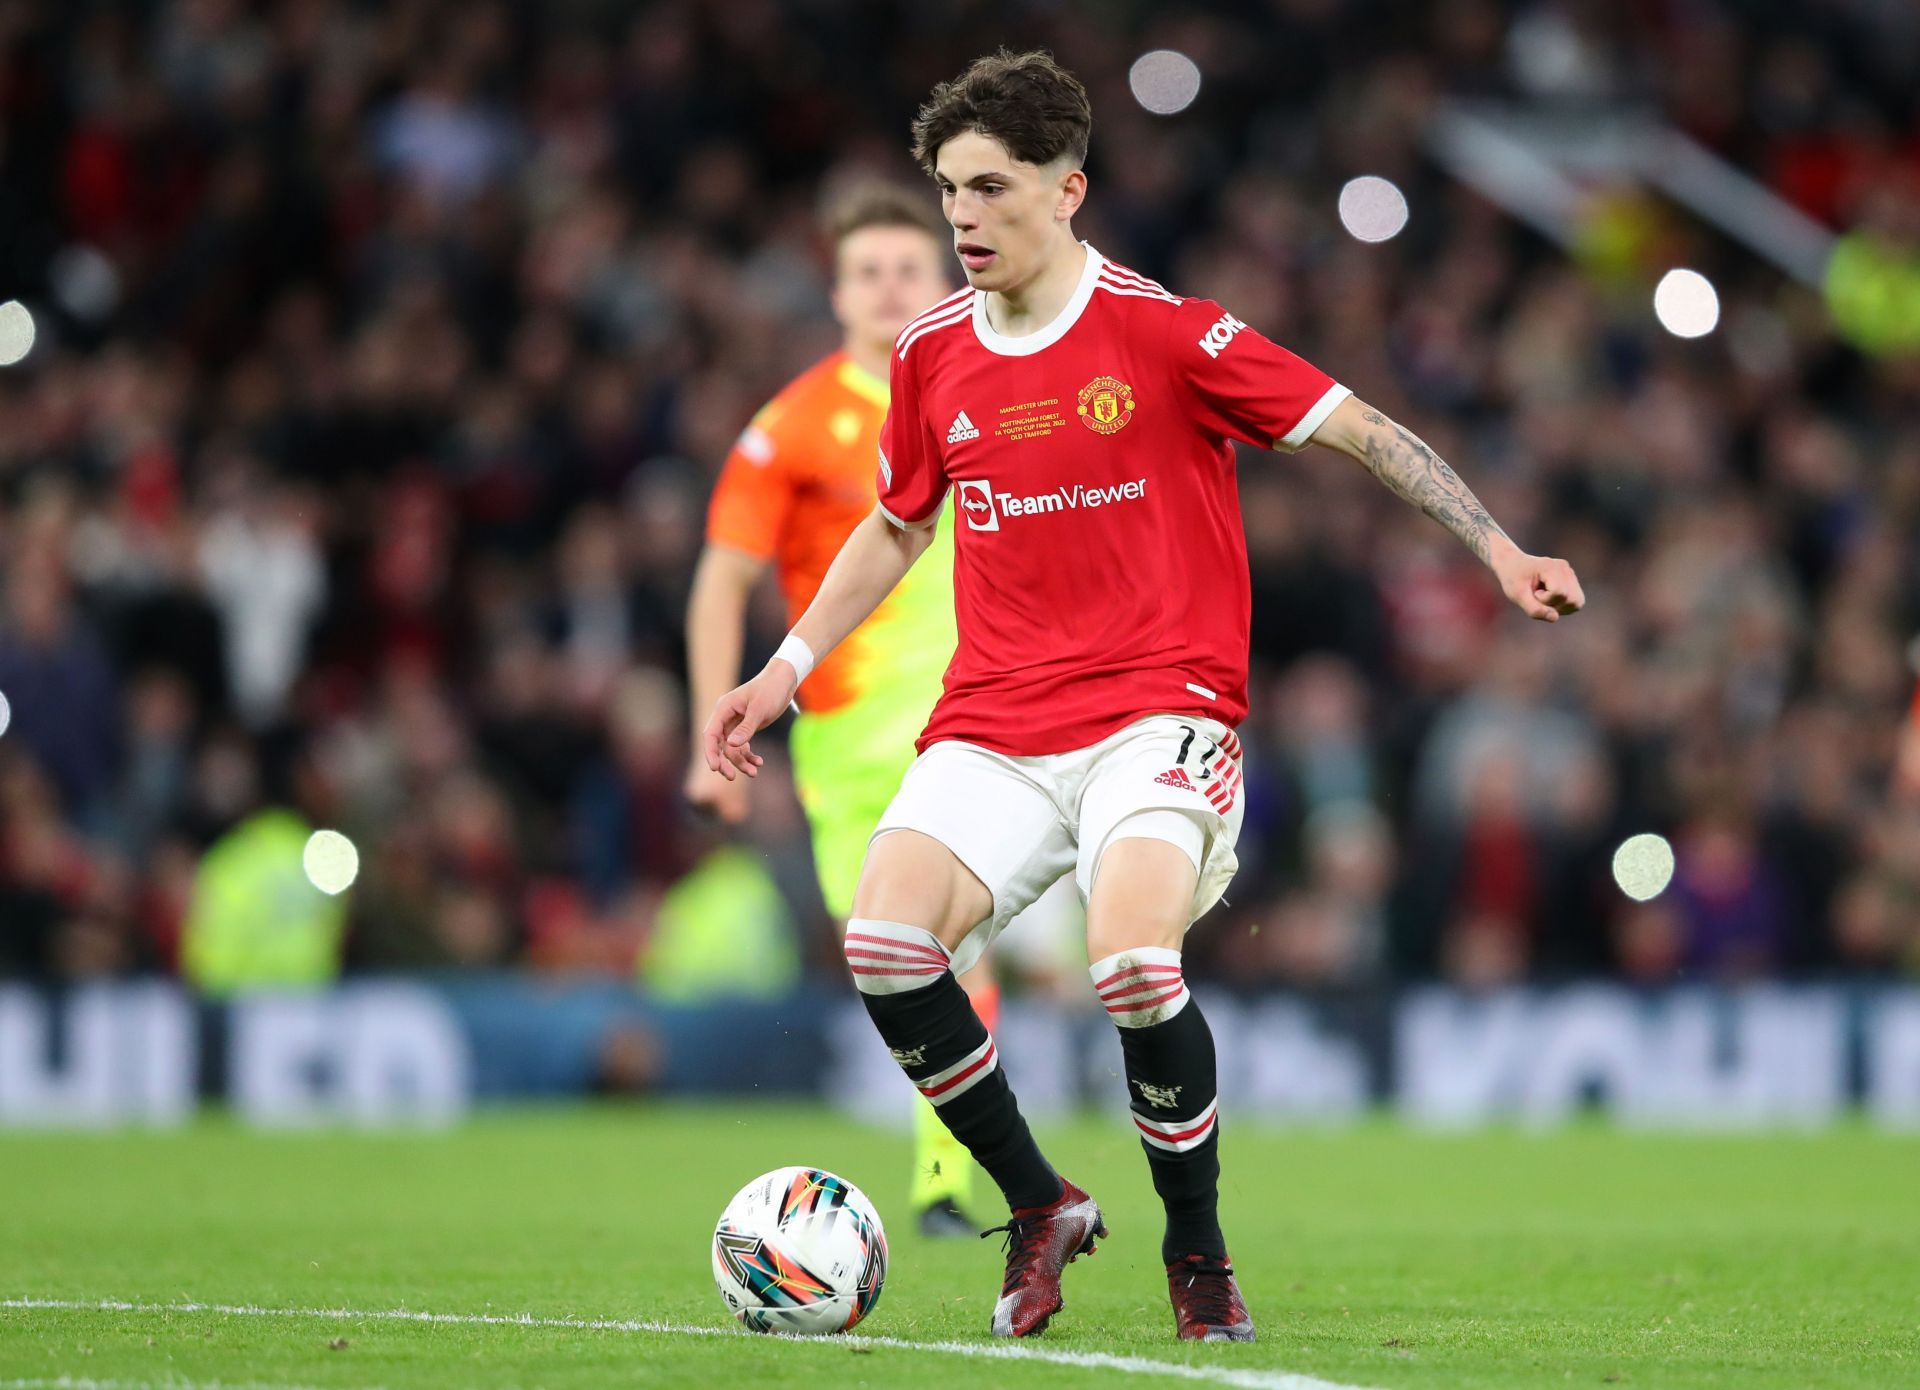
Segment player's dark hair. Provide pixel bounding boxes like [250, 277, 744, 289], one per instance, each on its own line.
[911, 49, 1092, 175]
[824, 183, 943, 248]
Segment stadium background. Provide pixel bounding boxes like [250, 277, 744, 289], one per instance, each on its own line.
[7, 12, 1920, 1388]
[1, 0, 1918, 1121]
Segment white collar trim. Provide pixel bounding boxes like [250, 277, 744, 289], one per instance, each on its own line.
[971, 243, 1103, 357]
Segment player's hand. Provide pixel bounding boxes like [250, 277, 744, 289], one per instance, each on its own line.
[703, 660, 800, 780]
[685, 753, 750, 823]
[1490, 542, 1585, 623]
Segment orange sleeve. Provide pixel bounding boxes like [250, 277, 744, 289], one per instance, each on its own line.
[706, 406, 797, 559]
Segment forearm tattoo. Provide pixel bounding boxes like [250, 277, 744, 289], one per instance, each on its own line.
[1357, 409, 1509, 565]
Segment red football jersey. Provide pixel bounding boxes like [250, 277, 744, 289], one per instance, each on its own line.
[876, 246, 1348, 756]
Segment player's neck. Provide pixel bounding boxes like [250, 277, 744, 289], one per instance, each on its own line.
[984, 237, 1089, 339]
[843, 338, 890, 385]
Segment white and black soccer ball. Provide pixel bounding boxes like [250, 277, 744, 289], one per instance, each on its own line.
[711, 1166, 888, 1335]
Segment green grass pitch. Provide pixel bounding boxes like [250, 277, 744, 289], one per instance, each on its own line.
[3, 1103, 1915, 1388]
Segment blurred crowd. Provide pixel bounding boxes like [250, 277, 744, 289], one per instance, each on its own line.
[1, 0, 1917, 995]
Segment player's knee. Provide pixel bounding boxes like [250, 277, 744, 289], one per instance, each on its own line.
[1084, 829, 1200, 961]
[842, 918, 954, 995]
[851, 828, 991, 952]
[1085, 906, 1187, 963]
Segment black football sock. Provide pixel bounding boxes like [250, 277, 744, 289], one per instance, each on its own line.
[846, 919, 1061, 1212]
[1091, 946, 1227, 1263]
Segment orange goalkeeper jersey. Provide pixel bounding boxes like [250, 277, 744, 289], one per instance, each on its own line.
[706, 351, 956, 718]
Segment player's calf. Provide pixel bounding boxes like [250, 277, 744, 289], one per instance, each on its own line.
[1090, 945, 1228, 1265]
[843, 920, 1060, 1212]
[1085, 829, 1230, 1270]
[1090, 943, 1253, 1339]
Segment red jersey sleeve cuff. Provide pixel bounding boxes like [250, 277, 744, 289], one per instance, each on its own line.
[879, 492, 946, 531]
[1275, 383, 1352, 453]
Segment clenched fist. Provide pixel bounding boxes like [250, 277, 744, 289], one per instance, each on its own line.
[1490, 543, 1585, 623]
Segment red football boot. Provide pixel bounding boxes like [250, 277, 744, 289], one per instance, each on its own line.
[982, 1178, 1107, 1336]
[1166, 1253, 1256, 1342]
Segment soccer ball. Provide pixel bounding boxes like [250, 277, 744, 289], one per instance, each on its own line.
[711, 1166, 888, 1335]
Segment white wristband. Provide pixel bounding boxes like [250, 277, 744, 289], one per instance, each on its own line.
[772, 634, 815, 684]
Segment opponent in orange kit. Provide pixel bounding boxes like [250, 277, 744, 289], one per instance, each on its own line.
[685, 187, 1011, 1235]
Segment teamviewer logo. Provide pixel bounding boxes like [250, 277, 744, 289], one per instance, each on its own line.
[958, 479, 999, 532]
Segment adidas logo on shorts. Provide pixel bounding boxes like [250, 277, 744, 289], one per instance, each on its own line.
[946, 410, 980, 443]
[1153, 768, 1197, 790]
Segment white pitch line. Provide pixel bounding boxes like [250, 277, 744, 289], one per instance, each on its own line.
[3, 1297, 1382, 1390]
[1, 1380, 356, 1390]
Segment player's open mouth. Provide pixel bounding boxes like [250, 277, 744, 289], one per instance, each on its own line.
[957, 244, 996, 271]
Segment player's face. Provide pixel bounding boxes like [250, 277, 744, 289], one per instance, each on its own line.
[934, 131, 1083, 293]
[832, 226, 950, 350]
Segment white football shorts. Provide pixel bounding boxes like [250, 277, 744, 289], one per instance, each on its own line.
[870, 714, 1246, 976]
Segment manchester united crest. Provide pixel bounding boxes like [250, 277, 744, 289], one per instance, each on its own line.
[1134, 1080, 1183, 1108]
[1077, 375, 1136, 434]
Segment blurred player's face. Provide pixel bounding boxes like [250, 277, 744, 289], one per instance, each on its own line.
[934, 130, 1085, 293]
[832, 226, 949, 352]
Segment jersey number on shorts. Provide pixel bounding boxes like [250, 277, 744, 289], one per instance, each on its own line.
[1176, 725, 1219, 782]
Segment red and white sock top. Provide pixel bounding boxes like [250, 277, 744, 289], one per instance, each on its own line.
[1089, 947, 1191, 1027]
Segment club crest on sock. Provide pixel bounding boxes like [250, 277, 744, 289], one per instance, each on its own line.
[1134, 1080, 1183, 1109]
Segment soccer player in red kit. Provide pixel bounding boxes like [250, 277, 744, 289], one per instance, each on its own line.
[706, 50, 1585, 1342]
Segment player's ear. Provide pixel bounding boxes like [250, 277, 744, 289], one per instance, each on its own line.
[1056, 166, 1087, 223]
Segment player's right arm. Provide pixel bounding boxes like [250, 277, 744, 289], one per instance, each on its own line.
[690, 402, 798, 799]
[705, 345, 950, 781]
[703, 505, 938, 779]
[684, 542, 767, 820]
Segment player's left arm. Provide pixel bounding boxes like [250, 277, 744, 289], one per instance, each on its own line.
[1308, 394, 1585, 623]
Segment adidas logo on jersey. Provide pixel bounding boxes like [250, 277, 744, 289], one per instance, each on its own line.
[1153, 768, 1197, 790]
[946, 410, 980, 443]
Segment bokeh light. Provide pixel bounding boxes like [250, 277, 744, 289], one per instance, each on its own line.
[50, 245, 120, 322]
[1128, 50, 1201, 116]
[0, 300, 35, 366]
[1338, 176, 1410, 243]
[1653, 268, 1720, 338]
[303, 830, 361, 896]
[1611, 833, 1676, 902]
